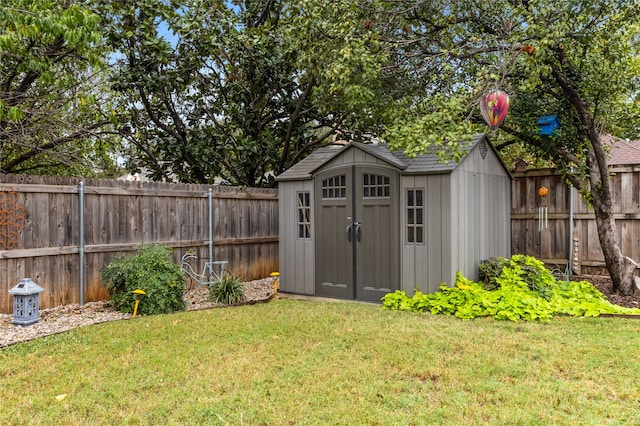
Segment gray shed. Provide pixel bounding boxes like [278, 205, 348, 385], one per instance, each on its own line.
[276, 133, 512, 302]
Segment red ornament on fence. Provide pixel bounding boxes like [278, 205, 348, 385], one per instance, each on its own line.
[480, 90, 510, 130]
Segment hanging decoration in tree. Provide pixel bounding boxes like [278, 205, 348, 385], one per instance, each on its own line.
[538, 186, 549, 231]
[480, 90, 510, 130]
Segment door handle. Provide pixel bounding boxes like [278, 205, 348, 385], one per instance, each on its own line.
[346, 224, 352, 242]
[354, 222, 361, 242]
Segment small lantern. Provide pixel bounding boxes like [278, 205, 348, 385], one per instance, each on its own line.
[8, 278, 44, 326]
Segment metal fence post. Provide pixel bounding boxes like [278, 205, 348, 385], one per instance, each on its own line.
[208, 188, 214, 262]
[79, 181, 85, 306]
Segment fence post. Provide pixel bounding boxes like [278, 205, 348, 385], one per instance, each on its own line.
[208, 187, 214, 262]
[78, 181, 85, 306]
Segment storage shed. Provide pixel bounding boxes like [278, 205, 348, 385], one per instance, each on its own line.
[276, 133, 512, 302]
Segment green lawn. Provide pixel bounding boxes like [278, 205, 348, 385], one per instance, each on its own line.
[1, 299, 639, 425]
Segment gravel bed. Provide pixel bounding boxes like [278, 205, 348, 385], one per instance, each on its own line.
[0, 278, 275, 349]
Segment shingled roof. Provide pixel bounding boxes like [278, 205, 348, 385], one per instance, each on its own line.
[604, 136, 640, 166]
[276, 134, 499, 181]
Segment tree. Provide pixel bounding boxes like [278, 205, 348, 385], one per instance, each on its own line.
[99, 0, 384, 186]
[369, 0, 640, 294]
[0, 0, 121, 177]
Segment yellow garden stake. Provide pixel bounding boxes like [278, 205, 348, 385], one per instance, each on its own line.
[132, 289, 146, 317]
[270, 272, 280, 299]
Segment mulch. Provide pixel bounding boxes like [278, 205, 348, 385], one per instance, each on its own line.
[579, 275, 640, 310]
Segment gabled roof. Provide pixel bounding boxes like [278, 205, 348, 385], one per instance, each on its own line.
[276, 134, 506, 181]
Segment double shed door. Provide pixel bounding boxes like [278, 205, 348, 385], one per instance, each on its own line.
[315, 165, 399, 302]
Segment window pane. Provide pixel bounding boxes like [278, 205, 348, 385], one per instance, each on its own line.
[408, 227, 414, 243]
[416, 227, 423, 243]
[408, 209, 414, 224]
[416, 190, 423, 206]
[407, 190, 414, 206]
[416, 209, 423, 225]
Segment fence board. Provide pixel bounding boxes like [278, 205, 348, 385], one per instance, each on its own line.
[0, 175, 278, 314]
[511, 166, 640, 276]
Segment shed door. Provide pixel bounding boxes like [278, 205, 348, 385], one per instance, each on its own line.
[315, 166, 399, 302]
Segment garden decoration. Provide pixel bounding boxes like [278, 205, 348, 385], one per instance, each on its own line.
[537, 114, 561, 136]
[8, 278, 44, 326]
[132, 289, 146, 317]
[538, 186, 549, 231]
[180, 252, 229, 290]
[270, 272, 280, 299]
[0, 188, 27, 250]
[480, 90, 510, 130]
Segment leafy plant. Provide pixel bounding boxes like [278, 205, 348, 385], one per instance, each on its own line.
[382, 255, 640, 321]
[209, 275, 245, 305]
[101, 244, 186, 315]
[478, 257, 508, 291]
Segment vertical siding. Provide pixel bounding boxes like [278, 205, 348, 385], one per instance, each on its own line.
[449, 144, 512, 285]
[399, 144, 511, 295]
[400, 174, 450, 294]
[426, 175, 445, 288]
[278, 180, 314, 294]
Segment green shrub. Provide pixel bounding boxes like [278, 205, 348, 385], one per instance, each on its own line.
[101, 244, 186, 315]
[382, 254, 640, 322]
[209, 275, 245, 305]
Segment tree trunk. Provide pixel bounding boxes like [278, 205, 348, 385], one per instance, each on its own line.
[587, 151, 637, 295]
[549, 55, 637, 295]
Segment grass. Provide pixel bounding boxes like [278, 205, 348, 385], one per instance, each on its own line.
[1, 299, 639, 425]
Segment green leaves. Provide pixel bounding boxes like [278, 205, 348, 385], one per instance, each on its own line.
[209, 275, 245, 305]
[382, 255, 640, 321]
[101, 244, 186, 316]
[0, 0, 117, 176]
[106, 0, 354, 186]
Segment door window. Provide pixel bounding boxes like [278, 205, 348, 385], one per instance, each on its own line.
[363, 173, 390, 198]
[322, 175, 346, 199]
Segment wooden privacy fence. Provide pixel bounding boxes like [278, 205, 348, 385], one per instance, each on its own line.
[511, 165, 640, 276]
[0, 175, 278, 314]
